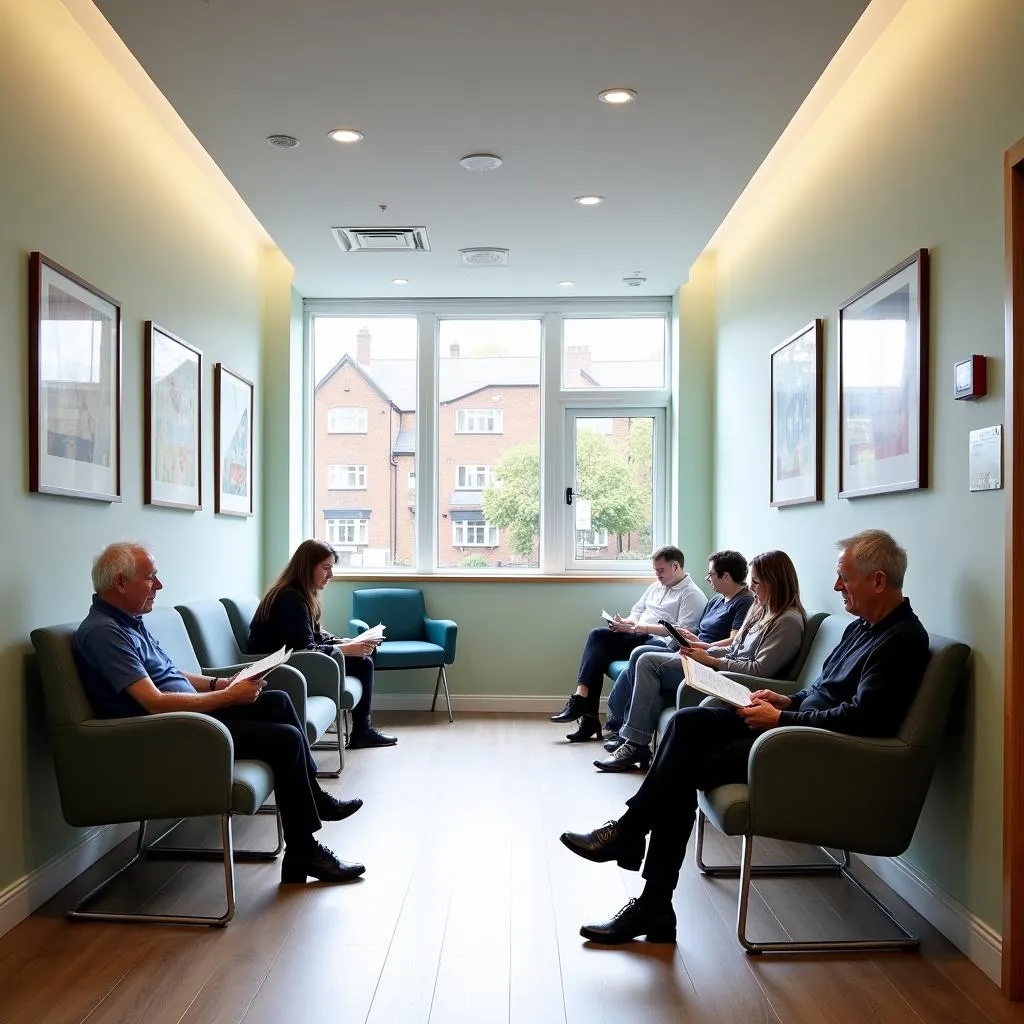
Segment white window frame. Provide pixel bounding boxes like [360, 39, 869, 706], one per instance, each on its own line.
[327, 406, 367, 433]
[455, 408, 503, 434]
[456, 464, 494, 489]
[327, 464, 367, 490]
[325, 517, 369, 545]
[452, 521, 500, 547]
[306, 298, 672, 575]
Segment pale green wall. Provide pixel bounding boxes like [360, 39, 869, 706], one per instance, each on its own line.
[321, 579, 671, 698]
[0, 0, 279, 891]
[709, 0, 1021, 930]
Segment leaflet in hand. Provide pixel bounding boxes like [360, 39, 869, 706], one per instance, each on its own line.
[600, 610, 616, 623]
[234, 646, 292, 683]
[343, 623, 386, 645]
[681, 655, 753, 707]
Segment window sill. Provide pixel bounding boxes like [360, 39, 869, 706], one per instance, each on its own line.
[329, 573, 649, 584]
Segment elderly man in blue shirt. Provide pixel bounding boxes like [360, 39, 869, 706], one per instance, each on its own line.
[75, 542, 365, 885]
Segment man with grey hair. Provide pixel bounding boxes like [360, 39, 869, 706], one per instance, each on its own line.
[558, 529, 930, 946]
[76, 542, 366, 886]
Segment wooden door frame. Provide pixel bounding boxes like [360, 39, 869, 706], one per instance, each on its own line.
[1003, 136, 1024, 999]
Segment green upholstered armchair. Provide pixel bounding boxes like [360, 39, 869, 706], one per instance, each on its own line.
[176, 599, 343, 776]
[349, 588, 458, 722]
[694, 628, 971, 954]
[29, 622, 282, 927]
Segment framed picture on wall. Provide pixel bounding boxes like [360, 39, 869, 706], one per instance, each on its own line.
[144, 322, 202, 510]
[838, 249, 929, 498]
[770, 319, 823, 507]
[28, 252, 122, 501]
[214, 363, 253, 516]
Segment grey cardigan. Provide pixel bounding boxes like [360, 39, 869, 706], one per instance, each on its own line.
[706, 607, 805, 678]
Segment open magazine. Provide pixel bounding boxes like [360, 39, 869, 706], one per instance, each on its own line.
[681, 654, 753, 707]
[234, 646, 292, 683]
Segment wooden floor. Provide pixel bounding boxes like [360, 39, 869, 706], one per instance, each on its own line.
[0, 712, 1020, 1024]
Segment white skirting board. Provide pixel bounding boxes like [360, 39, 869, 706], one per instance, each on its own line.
[856, 852, 1001, 985]
[0, 822, 136, 939]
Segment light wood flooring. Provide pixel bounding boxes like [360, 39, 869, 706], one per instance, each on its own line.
[0, 712, 1020, 1024]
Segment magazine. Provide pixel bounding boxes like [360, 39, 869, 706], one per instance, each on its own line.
[681, 654, 753, 707]
[234, 646, 291, 683]
[341, 623, 386, 645]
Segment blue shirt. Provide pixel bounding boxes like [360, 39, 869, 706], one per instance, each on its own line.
[697, 590, 755, 644]
[75, 596, 196, 717]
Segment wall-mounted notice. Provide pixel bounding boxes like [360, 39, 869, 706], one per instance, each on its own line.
[969, 425, 1002, 492]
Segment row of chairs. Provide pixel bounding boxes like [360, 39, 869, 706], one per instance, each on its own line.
[28, 588, 458, 927]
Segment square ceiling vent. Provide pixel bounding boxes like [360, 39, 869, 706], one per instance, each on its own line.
[331, 226, 430, 252]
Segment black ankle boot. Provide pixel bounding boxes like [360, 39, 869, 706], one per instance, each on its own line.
[551, 693, 588, 722]
[566, 713, 602, 742]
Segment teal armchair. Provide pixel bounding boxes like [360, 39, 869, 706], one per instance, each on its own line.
[694, 627, 971, 954]
[350, 588, 458, 722]
[29, 622, 282, 927]
[175, 599, 343, 776]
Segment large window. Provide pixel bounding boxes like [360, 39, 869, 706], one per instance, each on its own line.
[308, 300, 670, 574]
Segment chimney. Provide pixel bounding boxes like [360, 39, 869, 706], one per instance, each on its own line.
[565, 344, 592, 381]
[356, 327, 372, 366]
[449, 343, 460, 358]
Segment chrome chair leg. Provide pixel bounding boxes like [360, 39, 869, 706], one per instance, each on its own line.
[313, 703, 344, 777]
[431, 664, 454, 722]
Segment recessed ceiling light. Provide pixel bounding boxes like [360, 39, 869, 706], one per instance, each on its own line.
[598, 88, 637, 105]
[328, 128, 364, 143]
[459, 153, 503, 172]
[575, 194, 604, 206]
[392, 277, 409, 285]
[558, 280, 575, 287]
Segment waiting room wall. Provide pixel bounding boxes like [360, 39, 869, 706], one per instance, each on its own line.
[704, 0, 1022, 949]
[0, 0, 278, 903]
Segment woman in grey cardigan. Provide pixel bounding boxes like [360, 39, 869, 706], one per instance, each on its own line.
[683, 549, 805, 679]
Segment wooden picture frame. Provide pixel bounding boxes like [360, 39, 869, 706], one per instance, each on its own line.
[770, 319, 823, 506]
[214, 363, 254, 516]
[28, 252, 122, 501]
[144, 322, 202, 510]
[838, 249, 930, 498]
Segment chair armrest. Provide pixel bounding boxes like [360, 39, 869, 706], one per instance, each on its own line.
[349, 618, 369, 635]
[57, 713, 235, 824]
[424, 617, 458, 662]
[719, 671, 803, 696]
[287, 650, 340, 702]
[746, 726, 922, 854]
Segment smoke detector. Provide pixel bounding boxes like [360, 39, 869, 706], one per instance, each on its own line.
[459, 153, 503, 172]
[460, 247, 509, 267]
[623, 275, 647, 288]
[266, 134, 300, 149]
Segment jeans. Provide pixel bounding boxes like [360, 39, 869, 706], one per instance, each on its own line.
[605, 643, 669, 730]
[618, 650, 684, 746]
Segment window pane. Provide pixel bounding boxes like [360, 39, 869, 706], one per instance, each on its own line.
[573, 415, 654, 561]
[438, 319, 541, 569]
[563, 318, 666, 389]
[312, 317, 417, 568]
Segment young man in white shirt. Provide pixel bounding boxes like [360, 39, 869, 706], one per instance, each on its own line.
[551, 545, 707, 741]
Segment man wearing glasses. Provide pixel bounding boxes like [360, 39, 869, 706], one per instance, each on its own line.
[597, 550, 754, 771]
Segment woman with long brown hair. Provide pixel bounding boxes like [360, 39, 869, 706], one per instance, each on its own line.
[250, 539, 397, 748]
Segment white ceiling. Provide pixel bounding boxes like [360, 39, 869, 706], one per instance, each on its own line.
[92, 0, 869, 299]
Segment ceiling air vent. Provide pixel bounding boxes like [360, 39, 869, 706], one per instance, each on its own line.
[331, 226, 430, 253]
[460, 247, 509, 268]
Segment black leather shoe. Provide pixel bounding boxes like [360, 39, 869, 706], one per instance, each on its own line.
[603, 734, 625, 752]
[559, 820, 644, 870]
[566, 714, 602, 742]
[280, 841, 365, 884]
[551, 693, 588, 722]
[594, 741, 651, 773]
[347, 728, 398, 749]
[580, 898, 676, 944]
[315, 792, 363, 821]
